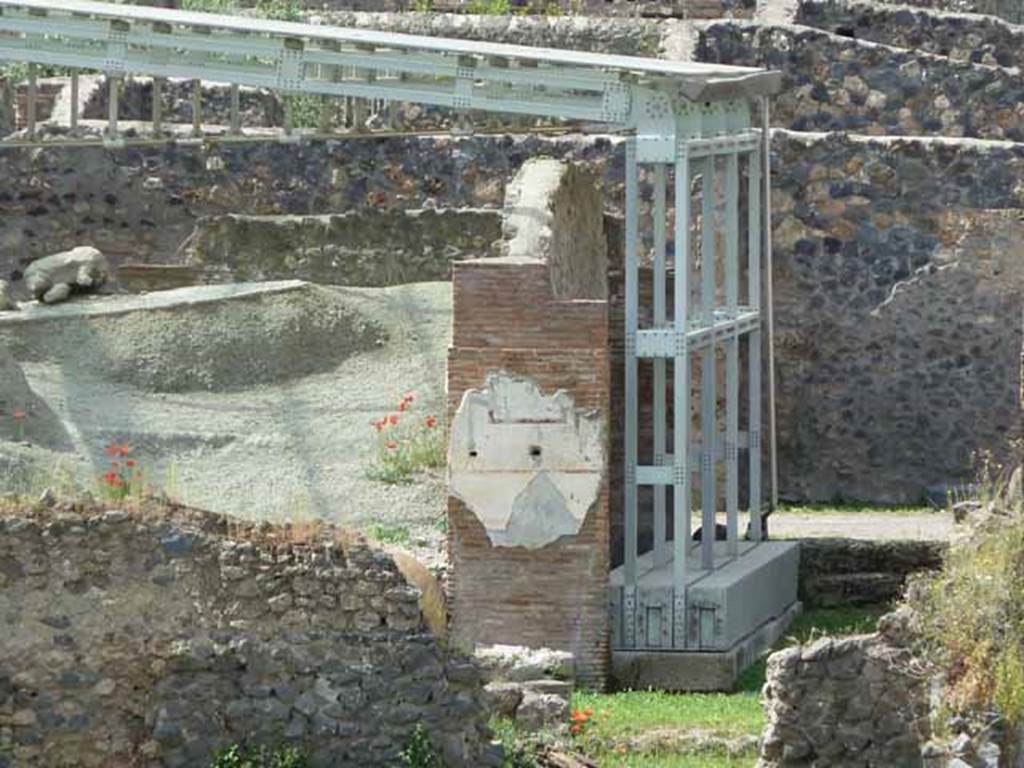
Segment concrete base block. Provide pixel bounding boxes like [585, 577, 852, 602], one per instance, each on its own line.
[611, 600, 802, 692]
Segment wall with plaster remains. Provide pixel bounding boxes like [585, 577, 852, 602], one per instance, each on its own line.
[447, 159, 611, 688]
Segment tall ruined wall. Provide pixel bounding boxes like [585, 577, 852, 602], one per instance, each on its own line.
[698, 23, 1024, 141]
[0, 503, 493, 768]
[770, 131, 1024, 502]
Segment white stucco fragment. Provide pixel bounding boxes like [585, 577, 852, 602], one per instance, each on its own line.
[448, 373, 603, 549]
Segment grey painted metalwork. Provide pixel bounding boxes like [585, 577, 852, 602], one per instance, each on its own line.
[0, 0, 780, 654]
[617, 94, 775, 651]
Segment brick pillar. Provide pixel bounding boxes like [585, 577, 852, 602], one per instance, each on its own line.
[447, 260, 611, 688]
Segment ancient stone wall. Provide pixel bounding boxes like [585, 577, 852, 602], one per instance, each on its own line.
[82, 78, 284, 128]
[3, 128, 1022, 502]
[894, 0, 1024, 24]
[447, 160, 611, 688]
[186, 209, 502, 285]
[796, 0, 1024, 69]
[770, 131, 1024, 502]
[308, 11, 674, 55]
[256, 0, 753, 18]
[0, 503, 494, 767]
[698, 22, 1024, 141]
[0, 135, 618, 285]
[759, 627, 931, 766]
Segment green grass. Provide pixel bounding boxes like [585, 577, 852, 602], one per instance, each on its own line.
[368, 523, 412, 546]
[734, 605, 887, 692]
[572, 690, 763, 740]
[568, 606, 887, 768]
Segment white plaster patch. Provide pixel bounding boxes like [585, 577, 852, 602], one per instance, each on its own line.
[448, 373, 603, 549]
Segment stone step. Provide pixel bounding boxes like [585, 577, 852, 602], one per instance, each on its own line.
[800, 571, 914, 607]
[797, 538, 947, 577]
[796, 0, 1024, 69]
[696, 21, 1024, 141]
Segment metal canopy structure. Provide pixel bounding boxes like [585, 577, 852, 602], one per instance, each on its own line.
[0, 0, 781, 653]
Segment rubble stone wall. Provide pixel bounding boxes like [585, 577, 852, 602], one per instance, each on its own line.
[795, 0, 1024, 69]
[698, 22, 1024, 141]
[186, 209, 502, 286]
[0, 504, 493, 768]
[758, 629, 931, 767]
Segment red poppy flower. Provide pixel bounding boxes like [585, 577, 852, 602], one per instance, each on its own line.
[126, 460, 136, 469]
[374, 421, 384, 432]
[103, 471, 122, 487]
[398, 400, 409, 413]
[386, 441, 398, 451]
[388, 414, 399, 426]
[425, 416, 438, 429]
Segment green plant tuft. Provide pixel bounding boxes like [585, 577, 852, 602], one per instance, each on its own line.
[209, 743, 308, 768]
[908, 452, 1024, 731]
[400, 724, 444, 768]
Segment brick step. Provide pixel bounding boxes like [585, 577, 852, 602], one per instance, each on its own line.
[796, 0, 1024, 70]
[695, 21, 1024, 141]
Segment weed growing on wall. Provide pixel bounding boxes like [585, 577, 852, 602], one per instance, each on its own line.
[367, 393, 444, 484]
[400, 725, 444, 768]
[209, 744, 308, 768]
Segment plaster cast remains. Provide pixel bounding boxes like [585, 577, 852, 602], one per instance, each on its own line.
[448, 373, 603, 549]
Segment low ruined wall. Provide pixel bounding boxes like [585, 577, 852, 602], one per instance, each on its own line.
[759, 628, 931, 766]
[796, 0, 1024, 69]
[698, 23, 1024, 141]
[187, 209, 501, 285]
[0, 504, 492, 767]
